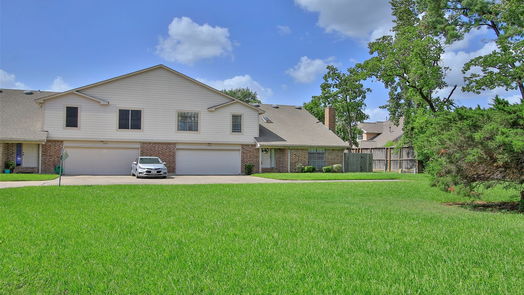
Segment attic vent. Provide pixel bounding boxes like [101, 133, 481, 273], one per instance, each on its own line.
[262, 116, 273, 123]
[295, 106, 302, 109]
[24, 90, 34, 95]
[271, 104, 279, 108]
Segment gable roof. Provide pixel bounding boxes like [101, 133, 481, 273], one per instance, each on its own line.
[0, 89, 55, 142]
[34, 64, 264, 113]
[357, 119, 404, 148]
[255, 104, 348, 148]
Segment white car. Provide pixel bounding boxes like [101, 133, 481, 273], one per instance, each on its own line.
[131, 157, 168, 178]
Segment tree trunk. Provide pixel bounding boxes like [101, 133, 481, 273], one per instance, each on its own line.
[520, 190, 524, 213]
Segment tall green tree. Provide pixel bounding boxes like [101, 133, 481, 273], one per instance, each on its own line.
[362, 0, 455, 139]
[221, 88, 261, 104]
[417, 0, 524, 101]
[312, 65, 370, 147]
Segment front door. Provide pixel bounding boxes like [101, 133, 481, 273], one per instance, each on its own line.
[22, 143, 39, 167]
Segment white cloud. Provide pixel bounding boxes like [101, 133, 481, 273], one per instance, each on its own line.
[286, 56, 334, 83]
[277, 25, 292, 35]
[446, 27, 489, 51]
[0, 69, 29, 89]
[199, 75, 273, 99]
[49, 76, 70, 92]
[156, 16, 233, 65]
[294, 0, 393, 39]
[365, 107, 388, 121]
[438, 40, 498, 99]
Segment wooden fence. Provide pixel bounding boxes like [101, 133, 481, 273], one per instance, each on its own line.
[344, 153, 373, 172]
[350, 147, 419, 173]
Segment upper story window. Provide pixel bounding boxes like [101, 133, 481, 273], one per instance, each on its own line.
[119, 109, 142, 130]
[232, 114, 242, 133]
[65, 106, 79, 128]
[177, 112, 199, 132]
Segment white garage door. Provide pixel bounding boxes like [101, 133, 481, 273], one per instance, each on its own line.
[64, 147, 139, 175]
[176, 149, 241, 175]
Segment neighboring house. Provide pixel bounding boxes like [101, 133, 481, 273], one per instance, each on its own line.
[354, 119, 419, 172]
[356, 119, 404, 148]
[0, 65, 347, 175]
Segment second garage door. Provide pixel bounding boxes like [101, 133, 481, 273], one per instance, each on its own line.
[64, 147, 139, 175]
[176, 149, 241, 175]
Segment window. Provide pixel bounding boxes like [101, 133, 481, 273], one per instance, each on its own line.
[65, 106, 79, 128]
[119, 109, 142, 130]
[261, 149, 275, 168]
[232, 114, 242, 133]
[178, 112, 199, 131]
[308, 148, 325, 170]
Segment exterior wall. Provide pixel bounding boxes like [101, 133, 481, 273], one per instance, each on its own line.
[325, 149, 344, 166]
[41, 141, 63, 174]
[140, 142, 176, 173]
[289, 149, 308, 172]
[261, 148, 288, 173]
[241, 145, 259, 174]
[42, 68, 259, 144]
[363, 133, 379, 141]
[4, 143, 16, 164]
[0, 143, 6, 168]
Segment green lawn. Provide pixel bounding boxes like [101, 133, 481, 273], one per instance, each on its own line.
[254, 172, 424, 180]
[1, 180, 522, 293]
[0, 173, 58, 181]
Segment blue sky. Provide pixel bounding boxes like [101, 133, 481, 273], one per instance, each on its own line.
[1, 0, 519, 121]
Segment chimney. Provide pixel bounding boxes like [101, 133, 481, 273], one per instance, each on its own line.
[324, 107, 336, 132]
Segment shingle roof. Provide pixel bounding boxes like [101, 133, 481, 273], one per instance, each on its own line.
[0, 89, 56, 142]
[356, 119, 404, 148]
[255, 104, 348, 148]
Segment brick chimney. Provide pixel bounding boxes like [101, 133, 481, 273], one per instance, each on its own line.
[324, 107, 336, 132]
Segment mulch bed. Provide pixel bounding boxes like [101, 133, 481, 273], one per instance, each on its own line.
[444, 201, 522, 213]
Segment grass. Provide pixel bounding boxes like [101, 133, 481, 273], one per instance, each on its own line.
[0, 173, 58, 181]
[254, 172, 425, 181]
[1, 179, 522, 293]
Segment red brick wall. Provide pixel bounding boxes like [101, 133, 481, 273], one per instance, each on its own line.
[289, 149, 308, 172]
[241, 145, 259, 174]
[325, 149, 344, 166]
[41, 141, 63, 173]
[140, 143, 176, 173]
[261, 148, 288, 173]
[3, 143, 16, 163]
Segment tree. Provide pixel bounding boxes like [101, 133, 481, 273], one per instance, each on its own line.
[417, 0, 524, 102]
[411, 98, 524, 211]
[312, 65, 370, 147]
[221, 88, 261, 104]
[361, 0, 456, 141]
[304, 96, 324, 123]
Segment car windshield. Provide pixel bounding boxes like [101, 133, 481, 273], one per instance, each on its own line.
[139, 157, 162, 164]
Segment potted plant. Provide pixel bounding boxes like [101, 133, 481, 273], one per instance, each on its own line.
[4, 160, 15, 174]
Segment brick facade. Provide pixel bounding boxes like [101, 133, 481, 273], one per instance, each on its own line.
[41, 141, 63, 174]
[0, 143, 6, 169]
[289, 149, 308, 172]
[241, 144, 259, 174]
[325, 149, 344, 166]
[261, 148, 288, 173]
[140, 142, 176, 173]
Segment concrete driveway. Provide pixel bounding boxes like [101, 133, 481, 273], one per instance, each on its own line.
[0, 175, 401, 189]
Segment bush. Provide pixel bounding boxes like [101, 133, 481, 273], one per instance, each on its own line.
[295, 163, 305, 173]
[244, 163, 254, 175]
[322, 166, 333, 173]
[4, 160, 15, 171]
[332, 164, 343, 173]
[303, 166, 316, 173]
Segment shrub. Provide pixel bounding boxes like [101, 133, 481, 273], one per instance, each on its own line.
[4, 160, 15, 171]
[322, 166, 333, 173]
[295, 163, 305, 173]
[303, 166, 316, 173]
[332, 164, 343, 173]
[244, 163, 254, 175]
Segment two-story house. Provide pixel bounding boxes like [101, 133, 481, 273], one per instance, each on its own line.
[0, 65, 348, 175]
